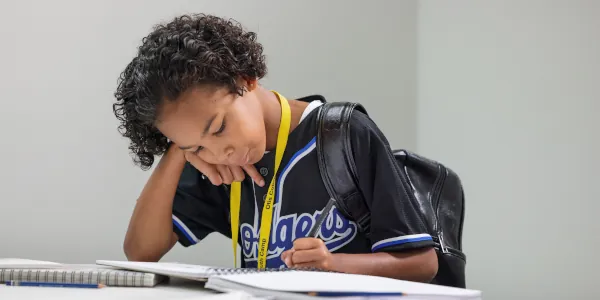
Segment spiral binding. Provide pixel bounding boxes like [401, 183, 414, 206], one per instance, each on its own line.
[206, 267, 332, 276]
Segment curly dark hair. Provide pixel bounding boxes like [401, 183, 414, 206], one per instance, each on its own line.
[113, 14, 267, 170]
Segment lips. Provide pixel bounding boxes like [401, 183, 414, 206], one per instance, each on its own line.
[242, 149, 251, 165]
[232, 149, 251, 166]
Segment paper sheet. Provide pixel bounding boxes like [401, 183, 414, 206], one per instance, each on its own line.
[95, 260, 216, 280]
[0, 258, 62, 269]
[208, 271, 481, 298]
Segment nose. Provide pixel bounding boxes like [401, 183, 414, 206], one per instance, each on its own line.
[221, 145, 235, 163]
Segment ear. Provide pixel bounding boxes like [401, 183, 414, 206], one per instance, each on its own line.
[245, 78, 258, 92]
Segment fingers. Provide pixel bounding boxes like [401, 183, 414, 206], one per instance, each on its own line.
[281, 249, 295, 267]
[217, 164, 234, 185]
[185, 153, 222, 185]
[230, 166, 246, 182]
[292, 262, 322, 269]
[292, 238, 324, 250]
[242, 165, 265, 187]
[184, 152, 262, 186]
[290, 248, 328, 264]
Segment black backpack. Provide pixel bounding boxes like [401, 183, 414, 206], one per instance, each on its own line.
[305, 97, 467, 288]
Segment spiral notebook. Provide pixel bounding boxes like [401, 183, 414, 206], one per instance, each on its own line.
[95, 260, 324, 282]
[0, 267, 166, 287]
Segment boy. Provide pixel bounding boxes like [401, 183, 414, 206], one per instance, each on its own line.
[113, 14, 438, 282]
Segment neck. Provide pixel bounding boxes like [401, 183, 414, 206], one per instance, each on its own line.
[257, 86, 308, 151]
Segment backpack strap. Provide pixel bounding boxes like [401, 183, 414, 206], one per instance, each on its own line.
[315, 102, 371, 234]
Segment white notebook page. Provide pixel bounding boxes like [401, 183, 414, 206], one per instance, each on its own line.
[0, 258, 62, 269]
[209, 271, 481, 298]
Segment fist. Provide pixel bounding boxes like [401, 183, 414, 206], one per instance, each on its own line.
[281, 238, 334, 270]
[184, 152, 265, 187]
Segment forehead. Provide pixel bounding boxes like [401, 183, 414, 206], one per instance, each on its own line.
[158, 86, 230, 123]
[155, 86, 232, 139]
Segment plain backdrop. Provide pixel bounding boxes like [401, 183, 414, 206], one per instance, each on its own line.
[0, 1, 597, 299]
[0, 0, 416, 269]
[417, 1, 599, 299]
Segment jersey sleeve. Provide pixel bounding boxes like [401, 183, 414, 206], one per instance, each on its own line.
[348, 111, 435, 252]
[172, 162, 231, 247]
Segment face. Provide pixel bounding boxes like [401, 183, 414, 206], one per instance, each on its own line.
[156, 83, 266, 166]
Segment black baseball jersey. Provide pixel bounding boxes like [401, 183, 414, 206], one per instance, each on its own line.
[171, 100, 434, 269]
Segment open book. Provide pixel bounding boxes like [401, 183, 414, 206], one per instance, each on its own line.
[96, 260, 481, 299]
[205, 271, 482, 300]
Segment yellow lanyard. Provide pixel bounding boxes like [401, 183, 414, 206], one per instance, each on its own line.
[230, 91, 291, 269]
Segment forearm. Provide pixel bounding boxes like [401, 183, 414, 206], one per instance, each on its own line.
[330, 248, 438, 282]
[124, 145, 187, 262]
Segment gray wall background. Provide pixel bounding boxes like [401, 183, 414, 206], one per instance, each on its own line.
[0, 0, 416, 269]
[0, 1, 597, 299]
[417, 1, 599, 299]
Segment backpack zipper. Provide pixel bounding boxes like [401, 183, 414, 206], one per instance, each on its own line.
[431, 165, 447, 213]
[438, 231, 449, 254]
[431, 165, 448, 254]
[397, 152, 451, 255]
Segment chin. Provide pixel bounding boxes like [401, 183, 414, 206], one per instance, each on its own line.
[249, 151, 264, 165]
[248, 146, 265, 164]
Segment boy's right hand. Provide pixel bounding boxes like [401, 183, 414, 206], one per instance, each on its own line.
[184, 152, 265, 187]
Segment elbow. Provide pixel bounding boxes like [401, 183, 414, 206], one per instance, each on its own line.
[416, 248, 439, 283]
[123, 238, 141, 261]
[389, 247, 438, 283]
[123, 237, 160, 262]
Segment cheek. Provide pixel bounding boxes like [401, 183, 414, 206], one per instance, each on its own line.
[197, 151, 220, 165]
[235, 113, 265, 143]
[233, 98, 265, 144]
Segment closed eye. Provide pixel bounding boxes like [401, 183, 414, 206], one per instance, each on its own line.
[215, 118, 226, 136]
[194, 146, 204, 154]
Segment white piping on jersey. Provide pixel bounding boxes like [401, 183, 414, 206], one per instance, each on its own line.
[275, 137, 317, 209]
[172, 214, 199, 245]
[370, 233, 432, 252]
[300, 100, 323, 122]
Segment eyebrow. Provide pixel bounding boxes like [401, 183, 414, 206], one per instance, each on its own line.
[178, 114, 217, 150]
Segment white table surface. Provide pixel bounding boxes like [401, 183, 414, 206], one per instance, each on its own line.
[0, 278, 254, 300]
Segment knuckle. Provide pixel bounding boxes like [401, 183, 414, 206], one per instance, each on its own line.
[292, 239, 303, 247]
[206, 169, 219, 179]
[233, 168, 245, 181]
[319, 248, 328, 257]
[221, 176, 232, 184]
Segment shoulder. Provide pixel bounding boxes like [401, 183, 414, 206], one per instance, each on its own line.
[346, 105, 391, 148]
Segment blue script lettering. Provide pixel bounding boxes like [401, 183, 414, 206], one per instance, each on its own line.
[240, 204, 357, 269]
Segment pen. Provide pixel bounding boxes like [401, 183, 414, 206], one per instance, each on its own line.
[307, 197, 336, 237]
[5, 281, 105, 289]
[307, 291, 404, 297]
